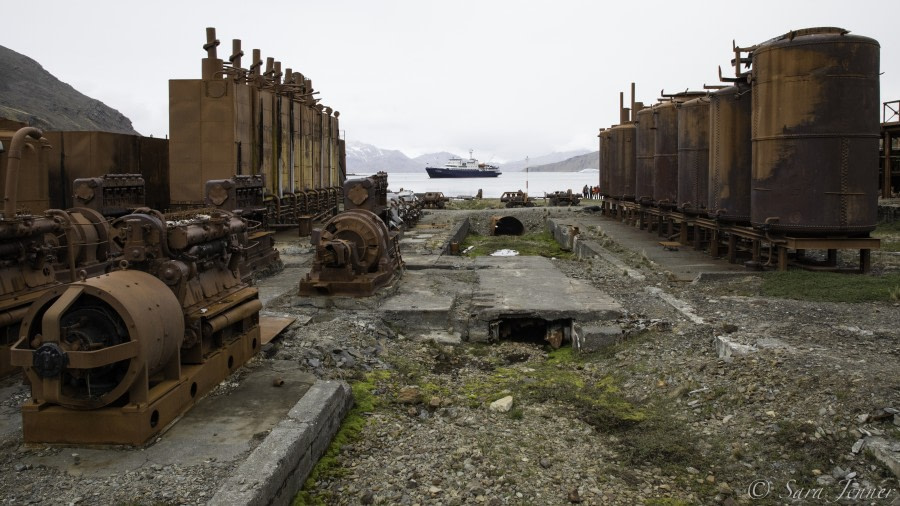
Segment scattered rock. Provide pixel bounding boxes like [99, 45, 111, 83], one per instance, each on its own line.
[489, 396, 513, 413]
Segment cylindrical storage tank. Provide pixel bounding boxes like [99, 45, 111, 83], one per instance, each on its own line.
[608, 123, 637, 200]
[751, 27, 880, 233]
[653, 101, 680, 209]
[598, 129, 612, 197]
[708, 83, 752, 222]
[635, 107, 656, 205]
[677, 97, 711, 214]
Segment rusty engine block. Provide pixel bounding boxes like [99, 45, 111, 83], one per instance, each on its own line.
[0, 128, 112, 379]
[10, 208, 261, 445]
[343, 172, 422, 230]
[72, 173, 146, 217]
[299, 209, 403, 296]
[205, 175, 281, 281]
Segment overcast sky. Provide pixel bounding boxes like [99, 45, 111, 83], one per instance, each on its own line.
[2, 0, 897, 163]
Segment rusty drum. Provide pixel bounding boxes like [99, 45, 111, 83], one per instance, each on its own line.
[635, 107, 655, 205]
[708, 83, 752, 223]
[608, 123, 637, 201]
[751, 27, 880, 233]
[677, 97, 710, 214]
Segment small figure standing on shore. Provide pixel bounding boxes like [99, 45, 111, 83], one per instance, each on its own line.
[582, 185, 589, 200]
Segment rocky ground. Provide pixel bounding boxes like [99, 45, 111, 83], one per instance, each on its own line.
[1, 205, 899, 505]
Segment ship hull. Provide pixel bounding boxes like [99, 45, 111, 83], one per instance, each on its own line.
[426, 167, 501, 178]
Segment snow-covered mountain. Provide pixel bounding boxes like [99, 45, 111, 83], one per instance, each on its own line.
[346, 141, 593, 174]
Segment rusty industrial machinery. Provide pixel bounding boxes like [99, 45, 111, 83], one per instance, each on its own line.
[204, 175, 281, 281]
[168, 27, 344, 226]
[0, 128, 113, 379]
[750, 27, 880, 234]
[388, 189, 422, 228]
[344, 171, 388, 216]
[10, 208, 261, 445]
[343, 172, 420, 230]
[546, 190, 581, 206]
[421, 192, 449, 209]
[500, 191, 535, 208]
[72, 173, 146, 217]
[299, 209, 403, 296]
[595, 28, 882, 272]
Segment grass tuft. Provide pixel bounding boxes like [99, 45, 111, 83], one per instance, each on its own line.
[761, 270, 900, 303]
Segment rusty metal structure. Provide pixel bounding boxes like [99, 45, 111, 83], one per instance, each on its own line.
[299, 209, 403, 296]
[607, 85, 640, 202]
[634, 106, 655, 205]
[750, 28, 880, 234]
[0, 125, 52, 214]
[421, 192, 449, 209]
[708, 83, 752, 223]
[72, 173, 146, 217]
[168, 27, 344, 225]
[881, 101, 900, 197]
[597, 128, 611, 197]
[0, 128, 113, 379]
[10, 208, 261, 445]
[677, 97, 710, 214]
[546, 190, 581, 206]
[42, 131, 169, 211]
[595, 28, 882, 273]
[500, 191, 535, 208]
[204, 175, 281, 281]
[343, 172, 388, 217]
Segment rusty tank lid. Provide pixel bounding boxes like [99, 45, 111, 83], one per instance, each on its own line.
[755, 27, 879, 52]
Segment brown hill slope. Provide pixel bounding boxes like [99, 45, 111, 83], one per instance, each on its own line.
[0, 45, 138, 134]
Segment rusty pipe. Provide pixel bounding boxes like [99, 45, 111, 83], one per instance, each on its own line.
[4, 127, 45, 219]
[202, 298, 262, 338]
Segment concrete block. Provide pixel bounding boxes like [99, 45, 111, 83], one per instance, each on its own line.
[573, 324, 623, 353]
[210, 380, 353, 506]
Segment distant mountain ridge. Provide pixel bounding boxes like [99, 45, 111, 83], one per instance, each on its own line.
[0, 44, 138, 134]
[346, 140, 591, 174]
[526, 151, 599, 172]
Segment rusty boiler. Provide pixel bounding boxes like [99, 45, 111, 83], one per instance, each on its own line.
[608, 123, 637, 201]
[708, 83, 752, 223]
[634, 107, 656, 205]
[299, 209, 403, 297]
[11, 209, 262, 445]
[598, 128, 611, 197]
[751, 27, 881, 234]
[677, 96, 711, 214]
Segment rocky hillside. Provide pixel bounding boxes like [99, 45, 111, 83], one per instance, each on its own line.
[503, 150, 592, 172]
[527, 151, 599, 172]
[0, 45, 138, 134]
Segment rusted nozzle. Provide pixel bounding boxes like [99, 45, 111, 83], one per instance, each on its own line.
[4, 127, 45, 219]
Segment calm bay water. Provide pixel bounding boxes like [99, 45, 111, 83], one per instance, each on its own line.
[349, 171, 601, 199]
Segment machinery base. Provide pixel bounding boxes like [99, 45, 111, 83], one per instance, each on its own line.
[20, 326, 260, 446]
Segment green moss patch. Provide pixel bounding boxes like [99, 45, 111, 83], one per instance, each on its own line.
[462, 230, 573, 259]
[761, 270, 900, 303]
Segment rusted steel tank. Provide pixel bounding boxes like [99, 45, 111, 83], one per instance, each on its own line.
[634, 107, 655, 204]
[708, 83, 752, 223]
[751, 27, 881, 233]
[652, 101, 679, 208]
[608, 123, 637, 201]
[677, 96, 711, 214]
[598, 129, 611, 197]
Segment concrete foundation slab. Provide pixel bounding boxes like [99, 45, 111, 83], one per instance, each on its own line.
[19, 361, 317, 477]
[469, 256, 623, 341]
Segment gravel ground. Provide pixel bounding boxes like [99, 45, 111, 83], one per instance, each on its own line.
[1, 207, 899, 505]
